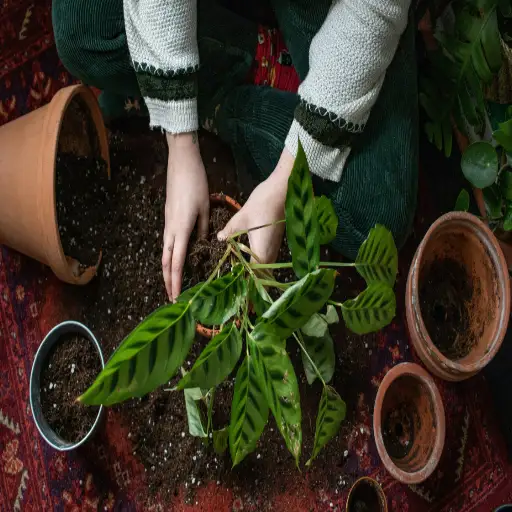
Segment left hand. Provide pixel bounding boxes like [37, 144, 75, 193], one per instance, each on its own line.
[217, 149, 294, 263]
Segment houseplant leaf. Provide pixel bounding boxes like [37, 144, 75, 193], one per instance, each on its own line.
[301, 305, 339, 338]
[191, 264, 247, 326]
[184, 388, 207, 438]
[177, 322, 242, 390]
[355, 225, 398, 287]
[213, 427, 229, 454]
[315, 195, 338, 245]
[504, 202, 512, 231]
[79, 302, 195, 406]
[301, 331, 335, 385]
[454, 189, 470, 211]
[250, 336, 302, 465]
[285, 140, 320, 278]
[306, 386, 346, 466]
[494, 118, 512, 152]
[253, 269, 336, 340]
[461, 141, 499, 188]
[500, 171, 512, 201]
[341, 282, 396, 335]
[248, 277, 271, 317]
[229, 354, 269, 466]
[483, 183, 504, 218]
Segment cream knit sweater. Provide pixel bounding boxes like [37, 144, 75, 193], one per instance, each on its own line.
[124, 0, 410, 182]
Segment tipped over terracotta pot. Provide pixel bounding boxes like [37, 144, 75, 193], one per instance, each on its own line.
[373, 363, 445, 484]
[346, 477, 387, 512]
[406, 212, 510, 381]
[195, 193, 241, 339]
[0, 85, 110, 284]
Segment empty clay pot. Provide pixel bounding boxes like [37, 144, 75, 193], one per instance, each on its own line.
[406, 212, 510, 381]
[195, 193, 241, 339]
[373, 363, 445, 484]
[346, 477, 387, 512]
[0, 85, 110, 285]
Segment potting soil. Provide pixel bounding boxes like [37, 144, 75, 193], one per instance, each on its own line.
[39, 334, 101, 443]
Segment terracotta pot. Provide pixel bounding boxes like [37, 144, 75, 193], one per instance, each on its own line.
[406, 212, 510, 381]
[346, 477, 387, 512]
[195, 193, 241, 339]
[0, 85, 110, 284]
[373, 363, 445, 484]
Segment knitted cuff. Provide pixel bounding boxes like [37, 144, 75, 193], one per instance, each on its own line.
[146, 97, 199, 134]
[285, 119, 351, 182]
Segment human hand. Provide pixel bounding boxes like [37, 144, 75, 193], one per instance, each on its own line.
[217, 148, 295, 263]
[162, 132, 209, 301]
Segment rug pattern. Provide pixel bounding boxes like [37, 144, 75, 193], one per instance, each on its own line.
[1, 1, 512, 511]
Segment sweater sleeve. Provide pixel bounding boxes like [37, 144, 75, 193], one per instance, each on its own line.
[285, 0, 411, 182]
[124, 0, 199, 133]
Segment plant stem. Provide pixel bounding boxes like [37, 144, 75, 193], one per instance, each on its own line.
[293, 331, 326, 386]
[251, 262, 293, 269]
[250, 261, 356, 270]
[228, 219, 286, 239]
[257, 279, 294, 289]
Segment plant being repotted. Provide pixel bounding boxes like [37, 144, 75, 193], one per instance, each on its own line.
[78, 142, 399, 466]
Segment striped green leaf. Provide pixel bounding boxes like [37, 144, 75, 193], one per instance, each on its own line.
[306, 386, 346, 466]
[301, 305, 339, 338]
[250, 336, 302, 465]
[191, 264, 247, 326]
[285, 140, 320, 278]
[248, 277, 271, 317]
[315, 196, 338, 245]
[213, 427, 229, 454]
[79, 302, 195, 406]
[230, 354, 269, 467]
[184, 388, 207, 438]
[341, 282, 396, 335]
[355, 225, 398, 287]
[254, 269, 336, 340]
[301, 331, 335, 385]
[177, 322, 242, 390]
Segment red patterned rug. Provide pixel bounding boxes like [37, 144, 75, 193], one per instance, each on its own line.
[1, 1, 512, 511]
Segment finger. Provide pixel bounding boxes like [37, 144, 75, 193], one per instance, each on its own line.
[171, 234, 188, 302]
[198, 202, 210, 239]
[217, 210, 244, 241]
[162, 233, 174, 301]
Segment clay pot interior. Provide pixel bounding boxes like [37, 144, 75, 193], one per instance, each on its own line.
[346, 477, 387, 512]
[417, 219, 503, 365]
[380, 374, 437, 475]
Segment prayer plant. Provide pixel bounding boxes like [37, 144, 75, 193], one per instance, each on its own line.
[79, 142, 398, 467]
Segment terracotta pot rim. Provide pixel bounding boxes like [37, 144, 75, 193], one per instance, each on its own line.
[195, 193, 241, 338]
[373, 362, 445, 484]
[408, 211, 510, 374]
[346, 476, 387, 512]
[41, 84, 110, 285]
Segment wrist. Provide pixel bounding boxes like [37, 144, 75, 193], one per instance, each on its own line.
[166, 131, 199, 150]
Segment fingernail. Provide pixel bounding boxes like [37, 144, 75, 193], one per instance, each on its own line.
[217, 231, 225, 241]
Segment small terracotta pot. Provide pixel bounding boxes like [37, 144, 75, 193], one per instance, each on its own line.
[195, 193, 241, 339]
[0, 85, 110, 285]
[406, 212, 510, 381]
[373, 363, 445, 484]
[346, 477, 387, 512]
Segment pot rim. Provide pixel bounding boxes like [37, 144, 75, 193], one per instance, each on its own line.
[346, 476, 387, 512]
[373, 362, 445, 484]
[29, 320, 105, 451]
[195, 193, 242, 339]
[40, 84, 110, 285]
[408, 211, 510, 374]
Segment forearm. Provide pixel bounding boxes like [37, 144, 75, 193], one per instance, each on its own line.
[285, 0, 411, 181]
[124, 0, 199, 133]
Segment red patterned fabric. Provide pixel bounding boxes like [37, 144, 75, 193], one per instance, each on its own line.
[1, 1, 512, 510]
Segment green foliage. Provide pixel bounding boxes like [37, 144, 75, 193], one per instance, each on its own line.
[454, 189, 470, 211]
[79, 302, 195, 406]
[461, 141, 499, 188]
[82, 139, 399, 469]
[306, 386, 346, 466]
[229, 354, 269, 466]
[285, 141, 320, 278]
[420, 0, 503, 156]
[250, 336, 302, 465]
[355, 225, 398, 287]
[315, 196, 338, 245]
[341, 282, 396, 335]
[191, 264, 247, 325]
[177, 323, 242, 390]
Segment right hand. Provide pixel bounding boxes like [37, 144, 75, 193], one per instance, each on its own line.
[162, 132, 209, 302]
